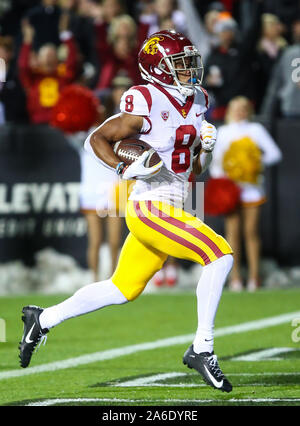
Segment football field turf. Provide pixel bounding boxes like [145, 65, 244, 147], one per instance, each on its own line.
[0, 288, 300, 406]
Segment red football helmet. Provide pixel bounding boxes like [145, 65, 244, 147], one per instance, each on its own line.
[138, 30, 204, 97]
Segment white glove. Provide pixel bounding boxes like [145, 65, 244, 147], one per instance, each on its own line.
[200, 120, 217, 152]
[122, 151, 163, 180]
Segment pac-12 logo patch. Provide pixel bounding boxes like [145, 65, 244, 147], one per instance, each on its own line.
[161, 111, 169, 121]
[143, 36, 164, 55]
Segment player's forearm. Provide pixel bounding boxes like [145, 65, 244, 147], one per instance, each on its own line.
[193, 149, 213, 175]
[192, 154, 202, 174]
[89, 113, 144, 170]
[90, 131, 121, 169]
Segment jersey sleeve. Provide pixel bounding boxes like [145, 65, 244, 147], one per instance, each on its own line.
[120, 86, 152, 117]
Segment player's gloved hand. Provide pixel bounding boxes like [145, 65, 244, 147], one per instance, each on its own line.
[200, 120, 217, 152]
[121, 151, 163, 180]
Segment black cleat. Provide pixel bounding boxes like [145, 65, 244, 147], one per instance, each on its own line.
[19, 305, 49, 368]
[183, 345, 232, 393]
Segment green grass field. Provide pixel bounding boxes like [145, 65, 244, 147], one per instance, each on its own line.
[1, 288, 300, 406]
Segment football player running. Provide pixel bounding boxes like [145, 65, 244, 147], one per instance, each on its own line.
[19, 30, 234, 393]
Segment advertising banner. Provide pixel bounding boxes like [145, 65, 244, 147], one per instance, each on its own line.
[0, 125, 87, 267]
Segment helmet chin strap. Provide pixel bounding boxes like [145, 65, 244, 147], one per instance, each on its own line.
[173, 75, 195, 97]
[175, 82, 194, 97]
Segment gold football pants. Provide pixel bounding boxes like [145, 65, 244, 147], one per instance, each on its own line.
[111, 200, 232, 300]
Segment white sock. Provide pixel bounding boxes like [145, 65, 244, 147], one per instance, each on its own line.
[39, 279, 128, 330]
[193, 254, 233, 354]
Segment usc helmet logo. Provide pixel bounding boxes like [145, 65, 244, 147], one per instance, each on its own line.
[143, 36, 164, 55]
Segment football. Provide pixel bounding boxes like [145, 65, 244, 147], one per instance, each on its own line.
[113, 138, 161, 167]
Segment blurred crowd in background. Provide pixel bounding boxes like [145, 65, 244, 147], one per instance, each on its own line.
[0, 0, 300, 125]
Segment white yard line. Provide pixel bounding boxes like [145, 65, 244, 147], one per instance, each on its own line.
[117, 372, 187, 387]
[115, 383, 270, 388]
[213, 311, 300, 337]
[25, 397, 300, 406]
[232, 347, 298, 361]
[228, 372, 300, 376]
[113, 371, 300, 388]
[1, 310, 299, 382]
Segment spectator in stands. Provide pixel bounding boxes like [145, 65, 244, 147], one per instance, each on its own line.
[255, 13, 288, 110]
[94, 0, 148, 63]
[204, 0, 263, 120]
[25, 0, 61, 50]
[209, 96, 282, 292]
[96, 14, 142, 91]
[260, 13, 300, 119]
[94, 0, 126, 61]
[192, 0, 225, 19]
[261, 0, 300, 43]
[139, 0, 187, 36]
[58, 0, 99, 88]
[135, 0, 155, 18]
[24, 1, 99, 89]
[0, 36, 27, 124]
[0, 0, 38, 38]
[104, 72, 133, 116]
[177, 0, 220, 63]
[18, 15, 78, 124]
[99, 0, 125, 22]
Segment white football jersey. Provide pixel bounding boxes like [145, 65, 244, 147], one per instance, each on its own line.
[119, 83, 209, 205]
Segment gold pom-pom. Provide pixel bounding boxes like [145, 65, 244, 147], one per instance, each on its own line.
[223, 136, 262, 184]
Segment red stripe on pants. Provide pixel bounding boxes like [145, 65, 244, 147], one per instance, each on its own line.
[147, 201, 224, 259]
[133, 201, 210, 265]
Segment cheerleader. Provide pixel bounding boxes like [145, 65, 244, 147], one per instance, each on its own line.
[80, 146, 122, 281]
[209, 96, 282, 291]
[80, 74, 134, 281]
